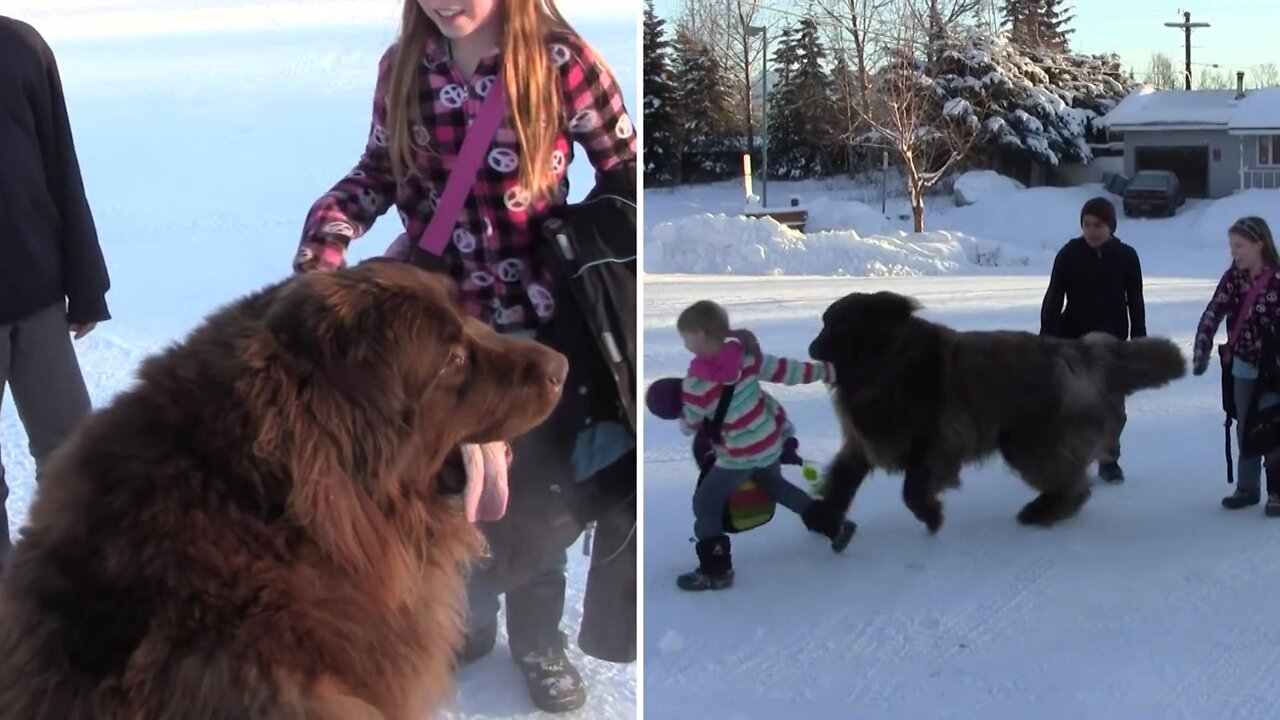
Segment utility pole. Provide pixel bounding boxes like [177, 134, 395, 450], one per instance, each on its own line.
[1165, 11, 1210, 90]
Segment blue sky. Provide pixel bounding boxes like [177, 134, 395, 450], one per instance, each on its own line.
[649, 0, 1274, 81]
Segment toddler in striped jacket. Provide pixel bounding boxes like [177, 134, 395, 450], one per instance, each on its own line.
[673, 301, 856, 591]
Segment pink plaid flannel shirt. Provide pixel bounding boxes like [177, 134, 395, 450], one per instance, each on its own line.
[295, 32, 636, 332]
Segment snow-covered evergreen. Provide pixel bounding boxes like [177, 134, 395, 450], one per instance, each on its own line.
[643, 0, 680, 185]
[1000, 0, 1074, 52]
[673, 29, 737, 181]
[767, 15, 838, 179]
[920, 29, 1130, 167]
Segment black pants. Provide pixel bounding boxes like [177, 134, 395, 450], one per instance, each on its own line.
[466, 547, 569, 657]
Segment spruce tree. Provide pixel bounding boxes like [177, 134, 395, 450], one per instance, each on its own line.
[1001, 0, 1072, 52]
[673, 31, 735, 180]
[768, 15, 836, 179]
[643, 1, 680, 185]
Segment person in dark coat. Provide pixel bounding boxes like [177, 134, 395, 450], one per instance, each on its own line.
[0, 15, 111, 574]
[1040, 196, 1145, 484]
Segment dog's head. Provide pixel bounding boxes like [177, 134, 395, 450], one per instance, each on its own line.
[809, 291, 921, 371]
[236, 260, 566, 571]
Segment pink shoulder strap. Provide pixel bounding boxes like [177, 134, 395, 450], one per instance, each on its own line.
[1228, 268, 1275, 348]
[416, 75, 508, 255]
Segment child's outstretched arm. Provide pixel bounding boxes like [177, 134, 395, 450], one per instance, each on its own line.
[679, 377, 721, 436]
[294, 48, 398, 272]
[758, 354, 836, 386]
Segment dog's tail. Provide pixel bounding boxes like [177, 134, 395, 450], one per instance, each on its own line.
[1085, 333, 1187, 395]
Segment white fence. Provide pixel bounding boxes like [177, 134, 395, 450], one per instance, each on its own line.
[1242, 169, 1280, 190]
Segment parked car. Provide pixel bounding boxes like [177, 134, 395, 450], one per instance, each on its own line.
[1122, 170, 1185, 218]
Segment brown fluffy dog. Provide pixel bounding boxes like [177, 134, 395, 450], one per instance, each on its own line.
[0, 260, 567, 720]
[808, 291, 1185, 533]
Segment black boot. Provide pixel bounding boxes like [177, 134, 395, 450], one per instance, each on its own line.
[1223, 487, 1261, 510]
[1266, 495, 1280, 517]
[1266, 468, 1280, 517]
[802, 501, 857, 553]
[676, 536, 733, 591]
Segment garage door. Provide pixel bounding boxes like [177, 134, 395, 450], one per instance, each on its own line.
[1134, 146, 1210, 198]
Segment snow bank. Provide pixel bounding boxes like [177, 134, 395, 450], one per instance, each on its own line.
[804, 196, 896, 235]
[953, 170, 1026, 206]
[644, 214, 1027, 276]
[1191, 189, 1280, 243]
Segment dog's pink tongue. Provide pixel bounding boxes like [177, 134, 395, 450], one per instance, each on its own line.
[461, 442, 511, 523]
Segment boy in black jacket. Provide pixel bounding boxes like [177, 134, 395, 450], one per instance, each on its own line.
[0, 15, 111, 572]
[1040, 197, 1145, 483]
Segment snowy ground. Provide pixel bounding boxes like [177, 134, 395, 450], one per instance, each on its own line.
[643, 275, 1279, 720]
[643, 179, 1280, 718]
[1, 3, 637, 718]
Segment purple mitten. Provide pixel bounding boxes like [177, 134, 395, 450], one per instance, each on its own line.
[780, 436, 802, 466]
[645, 377, 684, 420]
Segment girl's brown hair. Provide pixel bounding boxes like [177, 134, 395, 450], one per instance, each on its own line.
[1231, 216, 1280, 268]
[384, 0, 605, 202]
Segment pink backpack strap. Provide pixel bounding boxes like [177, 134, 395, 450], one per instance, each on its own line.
[416, 75, 508, 255]
[1228, 269, 1274, 350]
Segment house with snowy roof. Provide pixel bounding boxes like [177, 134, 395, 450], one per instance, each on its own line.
[1099, 74, 1280, 198]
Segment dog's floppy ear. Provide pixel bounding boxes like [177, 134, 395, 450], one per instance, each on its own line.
[263, 273, 361, 369]
[862, 291, 921, 323]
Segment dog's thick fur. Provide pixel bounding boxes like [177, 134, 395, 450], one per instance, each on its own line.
[809, 291, 1186, 532]
[0, 261, 566, 720]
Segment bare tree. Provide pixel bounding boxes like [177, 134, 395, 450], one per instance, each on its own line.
[1144, 52, 1177, 90]
[1197, 67, 1231, 90]
[1252, 63, 1280, 88]
[857, 9, 982, 232]
[908, 0, 985, 62]
[677, 0, 769, 153]
[813, 0, 892, 105]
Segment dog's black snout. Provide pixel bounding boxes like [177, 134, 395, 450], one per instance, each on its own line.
[809, 338, 826, 361]
[541, 351, 569, 389]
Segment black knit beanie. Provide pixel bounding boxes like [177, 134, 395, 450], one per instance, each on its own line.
[1080, 197, 1117, 234]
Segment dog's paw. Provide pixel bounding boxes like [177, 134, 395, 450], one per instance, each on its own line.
[918, 501, 944, 534]
[1016, 497, 1058, 527]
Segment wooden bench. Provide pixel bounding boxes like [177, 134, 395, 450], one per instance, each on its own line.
[743, 208, 809, 232]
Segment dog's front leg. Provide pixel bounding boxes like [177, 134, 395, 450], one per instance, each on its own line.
[902, 463, 945, 534]
[820, 445, 872, 518]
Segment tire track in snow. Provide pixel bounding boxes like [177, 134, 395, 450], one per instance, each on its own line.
[856, 551, 1057, 709]
[1159, 529, 1280, 720]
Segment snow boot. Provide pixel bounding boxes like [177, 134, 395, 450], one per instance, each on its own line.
[802, 501, 857, 553]
[513, 631, 587, 714]
[1223, 487, 1261, 510]
[1097, 461, 1125, 484]
[676, 535, 733, 591]
[1267, 495, 1280, 517]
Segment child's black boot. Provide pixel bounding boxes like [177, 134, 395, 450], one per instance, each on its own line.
[1266, 466, 1280, 517]
[802, 501, 857, 553]
[676, 535, 733, 591]
[1223, 487, 1261, 510]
